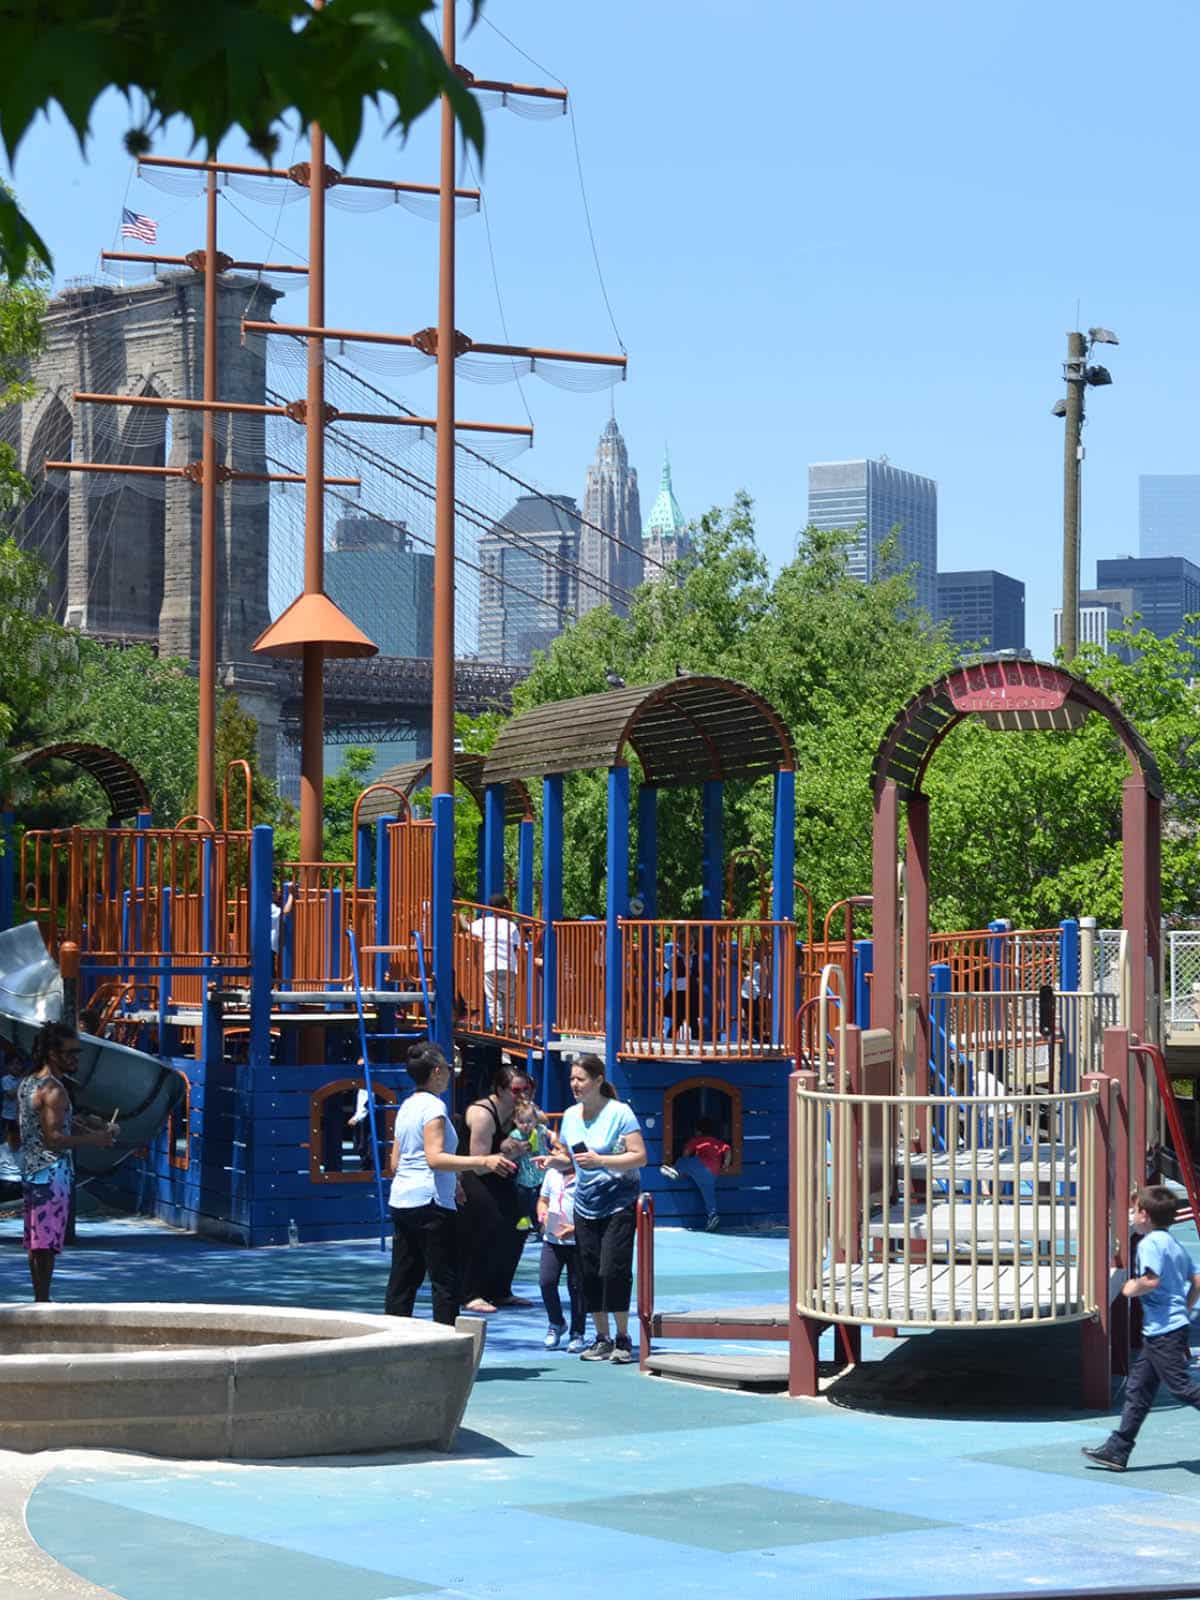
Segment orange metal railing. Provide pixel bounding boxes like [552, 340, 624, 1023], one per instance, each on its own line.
[554, 919, 606, 1038]
[279, 861, 376, 994]
[386, 818, 434, 984]
[621, 918, 795, 1059]
[928, 926, 1061, 991]
[454, 899, 545, 1049]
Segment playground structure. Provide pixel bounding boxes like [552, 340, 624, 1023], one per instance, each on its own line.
[2, 650, 1198, 1421]
[637, 656, 1198, 1406]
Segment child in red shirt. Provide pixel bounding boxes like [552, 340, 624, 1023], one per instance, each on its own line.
[661, 1117, 731, 1231]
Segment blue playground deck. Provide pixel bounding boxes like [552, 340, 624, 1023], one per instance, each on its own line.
[4, 1213, 1200, 1600]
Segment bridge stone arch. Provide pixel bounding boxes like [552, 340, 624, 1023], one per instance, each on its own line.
[19, 392, 73, 615]
[871, 656, 1161, 1050]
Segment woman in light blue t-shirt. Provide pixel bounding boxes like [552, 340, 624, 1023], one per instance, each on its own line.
[385, 1043, 515, 1325]
[558, 1054, 646, 1365]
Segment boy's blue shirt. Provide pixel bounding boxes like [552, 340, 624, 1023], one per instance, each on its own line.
[1137, 1228, 1197, 1337]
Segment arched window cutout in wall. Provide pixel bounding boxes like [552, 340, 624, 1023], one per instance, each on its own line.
[309, 1078, 397, 1185]
[662, 1076, 742, 1175]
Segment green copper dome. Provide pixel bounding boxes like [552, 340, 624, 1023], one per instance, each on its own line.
[645, 449, 683, 536]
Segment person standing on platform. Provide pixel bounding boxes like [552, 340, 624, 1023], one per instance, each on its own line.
[18, 1023, 116, 1302]
[385, 1043, 514, 1325]
[560, 1054, 646, 1364]
[469, 893, 520, 1035]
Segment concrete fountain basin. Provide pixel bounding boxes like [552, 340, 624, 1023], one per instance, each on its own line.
[0, 1303, 484, 1458]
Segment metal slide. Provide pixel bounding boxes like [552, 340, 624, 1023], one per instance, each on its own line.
[0, 923, 186, 1178]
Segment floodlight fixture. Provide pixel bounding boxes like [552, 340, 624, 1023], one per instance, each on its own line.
[1051, 397, 1068, 417]
[1085, 365, 1113, 387]
[1088, 327, 1119, 345]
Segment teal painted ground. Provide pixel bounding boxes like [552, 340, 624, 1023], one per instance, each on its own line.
[4, 1211, 1200, 1599]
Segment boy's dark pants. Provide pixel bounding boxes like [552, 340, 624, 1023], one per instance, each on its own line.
[1106, 1326, 1200, 1458]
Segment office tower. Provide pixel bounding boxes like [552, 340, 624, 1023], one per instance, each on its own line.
[1139, 475, 1200, 560]
[579, 418, 642, 617]
[1053, 587, 1136, 661]
[1094, 556, 1200, 640]
[478, 493, 581, 665]
[806, 458, 938, 617]
[325, 515, 434, 658]
[643, 451, 689, 570]
[936, 571, 1026, 655]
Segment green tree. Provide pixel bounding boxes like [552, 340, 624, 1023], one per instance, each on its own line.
[0, 0, 485, 282]
[274, 745, 375, 865]
[0, 538, 79, 769]
[213, 693, 280, 827]
[513, 499, 955, 921]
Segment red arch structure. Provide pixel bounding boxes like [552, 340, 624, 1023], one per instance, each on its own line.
[870, 657, 1162, 1056]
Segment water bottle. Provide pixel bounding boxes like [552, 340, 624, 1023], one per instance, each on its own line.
[287, 1217, 300, 1248]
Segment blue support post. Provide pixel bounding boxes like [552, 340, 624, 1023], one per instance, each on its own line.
[133, 810, 152, 1007]
[771, 770, 795, 1046]
[431, 791, 455, 1057]
[541, 776, 564, 1108]
[483, 783, 506, 903]
[158, 886, 173, 1049]
[475, 822, 486, 905]
[373, 817, 394, 993]
[248, 825, 274, 1071]
[930, 960, 952, 1148]
[987, 918, 1009, 993]
[355, 824, 373, 891]
[854, 939, 873, 1032]
[0, 811, 13, 933]
[327, 886, 343, 1010]
[636, 785, 658, 917]
[1059, 917, 1080, 1091]
[517, 817, 534, 918]
[604, 766, 630, 1078]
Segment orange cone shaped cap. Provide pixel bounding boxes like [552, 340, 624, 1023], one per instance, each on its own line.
[252, 591, 378, 660]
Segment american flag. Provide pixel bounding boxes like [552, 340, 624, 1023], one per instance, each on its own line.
[120, 208, 158, 243]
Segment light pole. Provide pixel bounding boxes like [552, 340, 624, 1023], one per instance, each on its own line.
[1056, 325, 1118, 663]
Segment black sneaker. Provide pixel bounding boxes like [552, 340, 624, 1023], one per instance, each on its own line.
[1081, 1443, 1127, 1472]
[579, 1337, 614, 1362]
[611, 1335, 635, 1364]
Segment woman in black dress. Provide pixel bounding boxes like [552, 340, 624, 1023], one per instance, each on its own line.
[458, 1063, 533, 1312]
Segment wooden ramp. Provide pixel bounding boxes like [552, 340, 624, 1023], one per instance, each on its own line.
[651, 1303, 790, 1341]
[642, 1351, 789, 1389]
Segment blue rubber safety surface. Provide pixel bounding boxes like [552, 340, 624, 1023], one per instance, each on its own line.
[5, 1212, 1200, 1600]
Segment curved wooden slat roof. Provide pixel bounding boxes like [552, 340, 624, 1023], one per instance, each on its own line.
[871, 658, 1162, 800]
[483, 676, 795, 789]
[10, 742, 151, 821]
[355, 753, 531, 827]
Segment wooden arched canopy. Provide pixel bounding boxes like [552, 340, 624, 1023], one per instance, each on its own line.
[355, 753, 532, 828]
[9, 742, 151, 822]
[870, 656, 1161, 1047]
[872, 657, 1161, 799]
[482, 675, 795, 789]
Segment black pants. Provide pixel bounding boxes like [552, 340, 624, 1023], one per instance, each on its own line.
[1110, 1325, 1200, 1456]
[574, 1204, 636, 1315]
[458, 1171, 525, 1305]
[386, 1202, 459, 1326]
[539, 1239, 586, 1335]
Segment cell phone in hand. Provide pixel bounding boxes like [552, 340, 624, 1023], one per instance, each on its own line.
[571, 1141, 588, 1154]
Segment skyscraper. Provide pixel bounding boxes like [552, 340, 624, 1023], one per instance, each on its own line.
[806, 458, 938, 617]
[325, 515, 433, 658]
[643, 451, 689, 571]
[579, 417, 642, 617]
[478, 493, 581, 665]
[936, 570, 1026, 655]
[1053, 588, 1136, 662]
[1095, 555, 1200, 640]
[1139, 475, 1200, 561]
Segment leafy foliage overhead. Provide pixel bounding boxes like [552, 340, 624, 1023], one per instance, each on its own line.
[0, 0, 485, 281]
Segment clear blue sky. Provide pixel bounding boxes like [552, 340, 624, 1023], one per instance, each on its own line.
[6, 0, 1199, 656]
